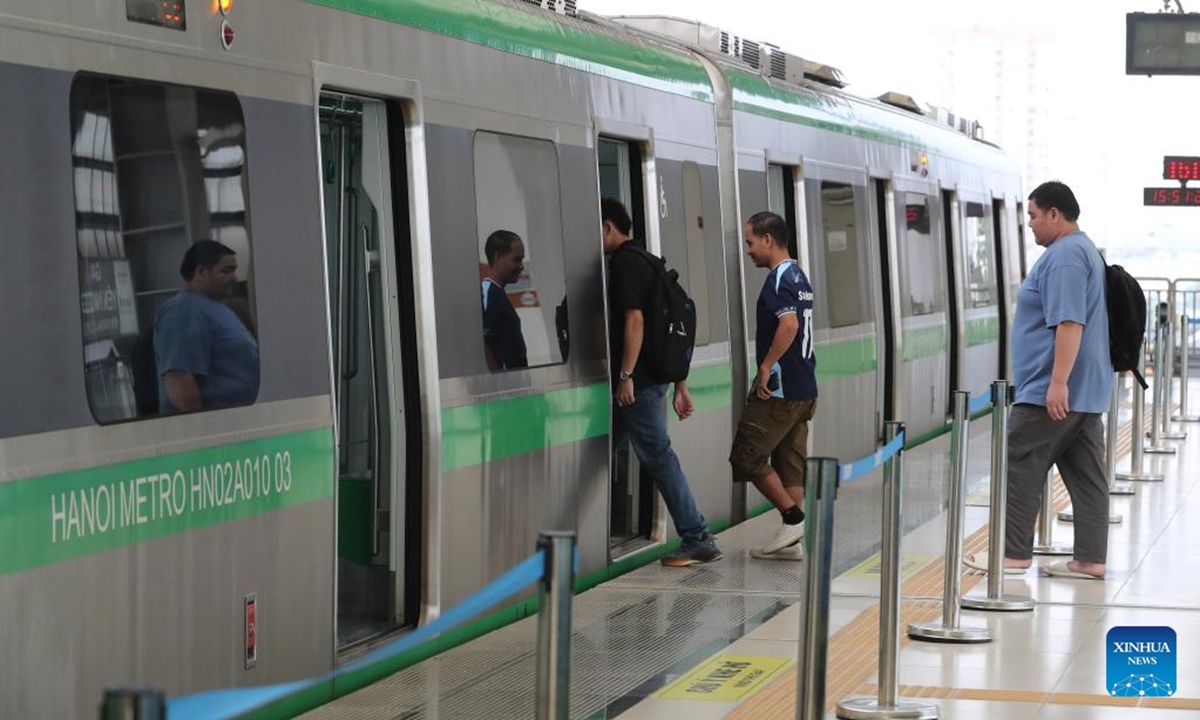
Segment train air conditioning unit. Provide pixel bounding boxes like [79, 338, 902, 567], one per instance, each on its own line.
[762, 44, 845, 88]
[521, 0, 577, 17]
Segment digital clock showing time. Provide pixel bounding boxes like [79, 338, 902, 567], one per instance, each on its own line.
[1144, 187, 1200, 206]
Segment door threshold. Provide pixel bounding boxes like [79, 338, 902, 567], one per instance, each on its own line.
[336, 623, 408, 664]
[609, 536, 662, 563]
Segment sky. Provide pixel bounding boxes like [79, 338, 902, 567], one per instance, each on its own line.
[578, 0, 1200, 278]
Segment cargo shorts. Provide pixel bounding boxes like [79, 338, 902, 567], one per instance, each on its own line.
[729, 395, 818, 487]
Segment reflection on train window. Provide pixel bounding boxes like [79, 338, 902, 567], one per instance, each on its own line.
[473, 132, 568, 370]
[963, 201, 997, 308]
[70, 75, 258, 423]
[819, 181, 863, 328]
[898, 193, 945, 317]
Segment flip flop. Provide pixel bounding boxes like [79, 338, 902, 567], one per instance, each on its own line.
[962, 553, 1026, 575]
[1041, 560, 1105, 580]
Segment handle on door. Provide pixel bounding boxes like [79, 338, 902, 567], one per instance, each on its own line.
[361, 224, 385, 557]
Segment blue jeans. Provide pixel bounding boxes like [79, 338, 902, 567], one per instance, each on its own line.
[613, 383, 710, 544]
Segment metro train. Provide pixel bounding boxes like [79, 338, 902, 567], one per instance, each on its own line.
[0, 0, 1026, 715]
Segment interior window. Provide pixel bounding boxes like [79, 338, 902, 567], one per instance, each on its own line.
[70, 75, 258, 423]
[473, 131, 569, 370]
[898, 193, 945, 317]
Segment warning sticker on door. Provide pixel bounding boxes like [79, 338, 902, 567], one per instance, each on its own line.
[656, 654, 792, 702]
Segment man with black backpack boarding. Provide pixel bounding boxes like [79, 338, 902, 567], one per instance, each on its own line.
[966, 181, 1115, 581]
[602, 198, 722, 566]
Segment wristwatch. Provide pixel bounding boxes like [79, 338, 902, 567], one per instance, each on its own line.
[619, 369, 634, 381]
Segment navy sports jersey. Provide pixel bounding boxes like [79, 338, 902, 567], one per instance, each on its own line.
[482, 279, 528, 370]
[756, 259, 817, 401]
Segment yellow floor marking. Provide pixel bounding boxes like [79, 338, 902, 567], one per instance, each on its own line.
[845, 554, 935, 579]
[655, 654, 792, 702]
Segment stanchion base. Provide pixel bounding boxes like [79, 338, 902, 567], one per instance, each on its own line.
[907, 621, 992, 643]
[1116, 471, 1164, 482]
[1161, 431, 1187, 440]
[1032, 544, 1073, 556]
[1109, 484, 1136, 496]
[1143, 446, 1177, 455]
[961, 594, 1036, 612]
[1057, 511, 1122, 524]
[837, 697, 940, 719]
[1171, 415, 1200, 422]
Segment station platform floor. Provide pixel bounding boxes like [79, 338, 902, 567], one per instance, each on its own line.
[301, 380, 1200, 720]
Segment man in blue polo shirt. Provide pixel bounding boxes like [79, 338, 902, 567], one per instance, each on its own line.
[730, 211, 818, 561]
[155, 240, 260, 414]
[969, 181, 1112, 580]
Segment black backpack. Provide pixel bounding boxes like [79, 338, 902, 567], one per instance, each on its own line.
[622, 245, 697, 383]
[1102, 259, 1149, 390]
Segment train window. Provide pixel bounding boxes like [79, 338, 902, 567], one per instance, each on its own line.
[473, 131, 569, 370]
[962, 201, 997, 308]
[70, 75, 258, 424]
[681, 161, 711, 346]
[767, 164, 800, 257]
[898, 193, 945, 317]
[818, 181, 864, 328]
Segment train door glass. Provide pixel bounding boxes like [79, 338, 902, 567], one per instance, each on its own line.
[320, 92, 408, 649]
[598, 136, 654, 555]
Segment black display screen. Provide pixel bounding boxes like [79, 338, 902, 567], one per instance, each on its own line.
[127, 0, 186, 31]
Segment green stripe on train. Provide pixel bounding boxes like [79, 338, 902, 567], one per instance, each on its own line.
[442, 333, 894, 471]
[301, 0, 713, 100]
[902, 324, 948, 361]
[815, 336, 877, 382]
[966, 315, 1000, 347]
[0, 428, 334, 577]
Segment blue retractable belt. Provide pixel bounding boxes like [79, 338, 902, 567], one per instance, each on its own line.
[839, 431, 906, 484]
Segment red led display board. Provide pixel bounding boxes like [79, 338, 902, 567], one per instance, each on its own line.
[1144, 187, 1200, 206]
[1164, 156, 1200, 181]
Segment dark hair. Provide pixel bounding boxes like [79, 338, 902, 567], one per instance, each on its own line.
[746, 211, 790, 247]
[601, 198, 633, 237]
[484, 230, 522, 265]
[180, 240, 236, 281]
[1028, 181, 1080, 222]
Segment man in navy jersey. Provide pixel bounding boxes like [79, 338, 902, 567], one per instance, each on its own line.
[730, 211, 818, 560]
[481, 229, 529, 371]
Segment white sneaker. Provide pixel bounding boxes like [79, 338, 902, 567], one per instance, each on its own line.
[750, 543, 805, 561]
[755, 521, 804, 555]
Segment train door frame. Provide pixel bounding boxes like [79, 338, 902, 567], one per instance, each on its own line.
[992, 197, 1010, 378]
[942, 188, 965, 401]
[594, 119, 666, 561]
[871, 176, 899, 436]
[312, 64, 439, 654]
